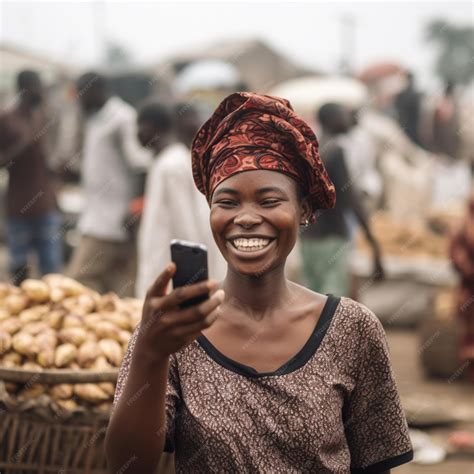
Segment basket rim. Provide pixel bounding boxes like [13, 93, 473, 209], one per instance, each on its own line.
[0, 366, 118, 383]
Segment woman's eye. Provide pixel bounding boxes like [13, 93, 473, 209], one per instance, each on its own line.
[261, 199, 280, 206]
[217, 200, 237, 207]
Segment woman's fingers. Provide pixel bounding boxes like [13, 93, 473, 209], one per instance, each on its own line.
[159, 289, 225, 327]
[146, 263, 176, 298]
[149, 279, 219, 311]
[171, 296, 224, 337]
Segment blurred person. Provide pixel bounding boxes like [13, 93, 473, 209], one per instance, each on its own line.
[174, 101, 201, 148]
[0, 70, 62, 284]
[135, 101, 226, 298]
[450, 192, 474, 382]
[394, 72, 422, 145]
[338, 108, 382, 212]
[432, 80, 461, 159]
[300, 103, 384, 296]
[67, 72, 151, 296]
[107, 92, 413, 473]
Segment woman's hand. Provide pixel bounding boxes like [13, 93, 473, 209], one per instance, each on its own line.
[136, 263, 224, 362]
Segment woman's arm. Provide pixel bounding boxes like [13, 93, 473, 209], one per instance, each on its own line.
[104, 348, 170, 473]
[105, 265, 224, 473]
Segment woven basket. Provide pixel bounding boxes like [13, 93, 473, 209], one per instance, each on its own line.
[0, 367, 118, 474]
[0, 412, 108, 473]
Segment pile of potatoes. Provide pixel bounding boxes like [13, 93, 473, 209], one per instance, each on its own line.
[0, 275, 142, 412]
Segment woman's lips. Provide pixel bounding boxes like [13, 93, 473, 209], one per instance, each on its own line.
[225, 238, 277, 259]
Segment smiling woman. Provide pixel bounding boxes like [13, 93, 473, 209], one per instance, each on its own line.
[105, 93, 413, 474]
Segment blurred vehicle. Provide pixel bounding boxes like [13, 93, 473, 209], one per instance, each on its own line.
[175, 59, 241, 94]
[269, 76, 369, 121]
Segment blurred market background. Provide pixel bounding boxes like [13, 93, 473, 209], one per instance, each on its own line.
[0, 1, 473, 473]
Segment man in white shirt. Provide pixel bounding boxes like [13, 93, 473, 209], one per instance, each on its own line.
[135, 102, 226, 298]
[67, 72, 152, 296]
[337, 109, 382, 212]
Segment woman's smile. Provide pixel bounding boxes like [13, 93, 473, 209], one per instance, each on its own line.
[226, 236, 277, 258]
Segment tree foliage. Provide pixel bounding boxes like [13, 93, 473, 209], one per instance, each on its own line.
[425, 20, 474, 85]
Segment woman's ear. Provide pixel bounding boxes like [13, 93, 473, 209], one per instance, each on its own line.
[299, 198, 312, 226]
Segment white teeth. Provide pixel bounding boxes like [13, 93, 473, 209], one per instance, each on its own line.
[231, 238, 271, 251]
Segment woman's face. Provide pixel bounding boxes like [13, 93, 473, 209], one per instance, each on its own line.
[210, 170, 310, 277]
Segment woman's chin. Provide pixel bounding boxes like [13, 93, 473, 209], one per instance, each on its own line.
[226, 257, 279, 278]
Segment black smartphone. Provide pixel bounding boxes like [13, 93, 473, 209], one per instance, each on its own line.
[170, 239, 209, 308]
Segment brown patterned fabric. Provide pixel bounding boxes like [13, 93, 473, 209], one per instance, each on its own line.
[191, 92, 336, 223]
[113, 297, 413, 473]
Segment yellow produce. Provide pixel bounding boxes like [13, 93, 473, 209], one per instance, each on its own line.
[22, 321, 49, 336]
[54, 343, 77, 367]
[56, 399, 79, 411]
[85, 331, 98, 343]
[74, 383, 109, 403]
[37, 349, 55, 368]
[77, 341, 102, 368]
[102, 312, 132, 331]
[49, 286, 66, 303]
[84, 313, 103, 330]
[77, 294, 97, 313]
[95, 320, 120, 339]
[96, 293, 121, 312]
[117, 329, 132, 346]
[46, 309, 66, 330]
[22, 361, 43, 371]
[0, 351, 22, 367]
[0, 309, 10, 321]
[49, 384, 74, 400]
[57, 276, 87, 296]
[0, 331, 12, 354]
[98, 339, 123, 366]
[21, 279, 50, 303]
[98, 382, 115, 396]
[92, 355, 113, 370]
[19, 305, 48, 324]
[58, 327, 87, 347]
[36, 329, 58, 350]
[12, 332, 38, 357]
[4, 294, 28, 314]
[0, 317, 22, 335]
[62, 314, 85, 329]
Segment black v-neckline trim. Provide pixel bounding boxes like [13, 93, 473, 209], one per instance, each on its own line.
[196, 294, 341, 379]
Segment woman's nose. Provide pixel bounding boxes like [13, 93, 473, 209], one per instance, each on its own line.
[233, 212, 262, 228]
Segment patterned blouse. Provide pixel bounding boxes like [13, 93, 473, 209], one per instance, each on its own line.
[113, 296, 413, 473]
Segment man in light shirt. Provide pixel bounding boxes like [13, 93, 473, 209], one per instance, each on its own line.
[67, 72, 151, 296]
[135, 102, 226, 298]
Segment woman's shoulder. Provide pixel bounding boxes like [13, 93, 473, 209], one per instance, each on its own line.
[334, 296, 386, 343]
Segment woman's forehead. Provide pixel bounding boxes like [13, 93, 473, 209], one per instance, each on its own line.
[213, 170, 298, 195]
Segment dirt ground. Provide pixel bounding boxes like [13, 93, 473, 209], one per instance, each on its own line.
[386, 329, 474, 474]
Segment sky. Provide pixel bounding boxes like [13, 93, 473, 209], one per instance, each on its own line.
[1, 0, 473, 90]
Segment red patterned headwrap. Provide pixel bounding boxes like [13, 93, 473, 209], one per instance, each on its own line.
[191, 92, 335, 223]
